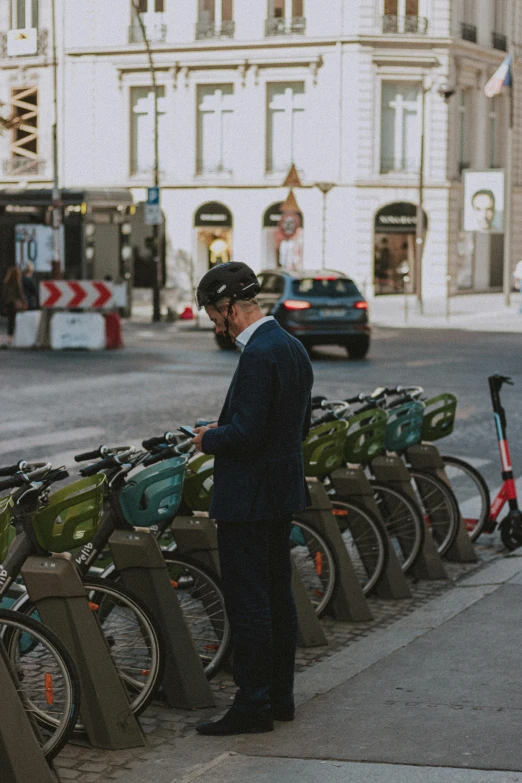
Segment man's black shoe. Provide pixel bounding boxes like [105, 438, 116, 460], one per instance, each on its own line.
[196, 709, 274, 736]
[273, 707, 295, 722]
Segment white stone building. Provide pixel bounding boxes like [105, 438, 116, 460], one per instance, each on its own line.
[0, 0, 521, 302]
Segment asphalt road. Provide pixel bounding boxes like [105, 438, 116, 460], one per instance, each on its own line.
[1, 323, 520, 493]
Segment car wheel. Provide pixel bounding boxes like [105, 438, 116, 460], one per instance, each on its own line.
[345, 336, 370, 359]
[214, 333, 237, 351]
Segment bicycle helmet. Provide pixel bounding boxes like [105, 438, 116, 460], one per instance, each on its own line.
[196, 262, 260, 310]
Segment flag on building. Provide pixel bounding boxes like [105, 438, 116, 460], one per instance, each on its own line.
[484, 54, 512, 98]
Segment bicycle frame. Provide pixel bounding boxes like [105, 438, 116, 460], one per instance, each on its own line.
[487, 374, 519, 526]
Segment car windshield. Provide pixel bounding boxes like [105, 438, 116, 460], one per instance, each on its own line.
[291, 278, 360, 299]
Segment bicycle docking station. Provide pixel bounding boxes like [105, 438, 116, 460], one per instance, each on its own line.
[370, 454, 448, 581]
[108, 528, 215, 710]
[21, 555, 145, 750]
[406, 444, 477, 563]
[295, 479, 373, 622]
[0, 638, 57, 783]
[171, 514, 221, 574]
[291, 557, 328, 647]
[329, 467, 413, 599]
[173, 514, 328, 649]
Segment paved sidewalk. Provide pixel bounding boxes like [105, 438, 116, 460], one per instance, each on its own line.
[130, 292, 522, 333]
[111, 552, 522, 783]
[370, 292, 522, 332]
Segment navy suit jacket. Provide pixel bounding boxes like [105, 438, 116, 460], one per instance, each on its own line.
[201, 320, 314, 522]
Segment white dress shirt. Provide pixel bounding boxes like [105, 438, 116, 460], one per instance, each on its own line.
[235, 316, 275, 353]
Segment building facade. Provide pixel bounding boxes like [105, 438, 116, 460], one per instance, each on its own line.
[0, 0, 521, 302]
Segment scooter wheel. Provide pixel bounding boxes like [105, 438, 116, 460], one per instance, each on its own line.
[500, 513, 522, 551]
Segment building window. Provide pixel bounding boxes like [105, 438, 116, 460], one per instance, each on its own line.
[266, 82, 306, 173]
[11, 0, 38, 29]
[266, 0, 305, 36]
[488, 96, 505, 168]
[380, 82, 420, 174]
[458, 89, 473, 173]
[130, 87, 166, 177]
[135, 0, 164, 11]
[461, 0, 477, 42]
[129, 0, 166, 43]
[382, 0, 427, 34]
[492, 0, 508, 50]
[196, 85, 234, 175]
[196, 0, 234, 39]
[5, 86, 41, 175]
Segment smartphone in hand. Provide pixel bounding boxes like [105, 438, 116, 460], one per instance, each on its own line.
[179, 426, 197, 439]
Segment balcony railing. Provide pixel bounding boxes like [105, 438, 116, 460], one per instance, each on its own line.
[492, 31, 508, 51]
[382, 15, 428, 34]
[380, 158, 420, 175]
[3, 157, 46, 176]
[265, 16, 306, 36]
[461, 22, 477, 42]
[128, 22, 167, 43]
[196, 19, 235, 39]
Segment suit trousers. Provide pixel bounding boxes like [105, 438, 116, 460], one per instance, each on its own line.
[217, 517, 297, 715]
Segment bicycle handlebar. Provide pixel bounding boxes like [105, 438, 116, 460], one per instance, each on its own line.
[74, 446, 132, 463]
[142, 445, 184, 467]
[142, 432, 176, 451]
[80, 457, 118, 477]
[0, 474, 25, 491]
[0, 461, 29, 477]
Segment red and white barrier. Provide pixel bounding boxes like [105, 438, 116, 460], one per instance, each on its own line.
[40, 280, 114, 309]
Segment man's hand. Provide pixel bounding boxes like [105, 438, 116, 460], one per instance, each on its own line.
[191, 425, 211, 451]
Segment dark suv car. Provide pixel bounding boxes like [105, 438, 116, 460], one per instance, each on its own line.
[255, 269, 370, 358]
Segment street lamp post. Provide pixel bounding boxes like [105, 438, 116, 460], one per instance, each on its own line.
[314, 182, 335, 270]
[51, 0, 62, 280]
[415, 81, 428, 315]
[132, 2, 161, 323]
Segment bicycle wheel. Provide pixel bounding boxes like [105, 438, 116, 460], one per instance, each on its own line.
[409, 470, 460, 556]
[330, 501, 388, 594]
[162, 554, 230, 680]
[14, 578, 164, 722]
[370, 482, 425, 572]
[441, 455, 491, 541]
[290, 521, 336, 616]
[0, 607, 80, 760]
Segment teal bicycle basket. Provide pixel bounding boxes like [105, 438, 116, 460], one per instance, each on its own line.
[119, 456, 187, 528]
[421, 394, 457, 441]
[384, 401, 425, 452]
[0, 495, 13, 562]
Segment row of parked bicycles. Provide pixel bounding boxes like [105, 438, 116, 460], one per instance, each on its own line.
[0, 373, 519, 765]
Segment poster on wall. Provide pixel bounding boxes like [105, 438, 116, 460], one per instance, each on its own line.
[15, 224, 65, 272]
[463, 170, 505, 233]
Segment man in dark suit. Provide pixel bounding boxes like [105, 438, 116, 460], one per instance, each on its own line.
[192, 262, 314, 736]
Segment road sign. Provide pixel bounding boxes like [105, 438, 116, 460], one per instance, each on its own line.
[40, 280, 114, 309]
[145, 186, 161, 225]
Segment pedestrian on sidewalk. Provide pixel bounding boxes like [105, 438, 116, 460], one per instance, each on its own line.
[22, 262, 39, 310]
[1, 266, 27, 347]
[513, 259, 522, 314]
[192, 261, 313, 736]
